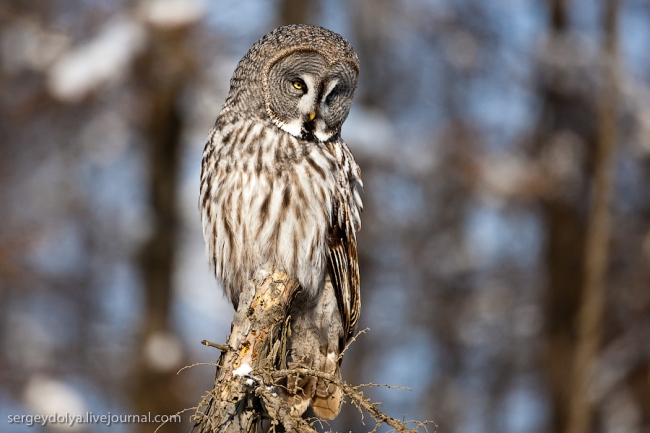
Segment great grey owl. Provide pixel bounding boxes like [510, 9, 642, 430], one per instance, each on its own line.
[199, 25, 362, 419]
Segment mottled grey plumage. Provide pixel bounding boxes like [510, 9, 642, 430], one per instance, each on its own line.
[199, 25, 362, 419]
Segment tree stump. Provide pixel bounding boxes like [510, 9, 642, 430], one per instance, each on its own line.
[192, 270, 317, 433]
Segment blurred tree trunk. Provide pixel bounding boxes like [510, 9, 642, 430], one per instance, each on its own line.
[336, 2, 394, 431]
[566, 1, 619, 432]
[133, 22, 196, 433]
[535, 0, 595, 431]
[628, 362, 650, 429]
[278, 0, 313, 25]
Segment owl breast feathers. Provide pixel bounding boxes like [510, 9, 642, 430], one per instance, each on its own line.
[199, 24, 362, 420]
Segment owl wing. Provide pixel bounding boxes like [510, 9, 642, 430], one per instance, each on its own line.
[308, 140, 361, 420]
[326, 139, 362, 344]
[327, 225, 360, 343]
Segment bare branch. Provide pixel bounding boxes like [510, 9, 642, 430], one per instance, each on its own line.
[201, 340, 230, 352]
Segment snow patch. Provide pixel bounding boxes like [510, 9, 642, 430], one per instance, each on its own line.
[140, 0, 205, 28]
[233, 363, 252, 377]
[144, 332, 184, 372]
[24, 375, 86, 430]
[47, 17, 146, 102]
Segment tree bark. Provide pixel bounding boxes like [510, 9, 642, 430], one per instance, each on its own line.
[192, 271, 317, 433]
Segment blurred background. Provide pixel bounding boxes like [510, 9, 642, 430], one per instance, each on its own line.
[1, 0, 649, 432]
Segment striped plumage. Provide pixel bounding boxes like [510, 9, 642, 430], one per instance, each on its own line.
[199, 25, 362, 419]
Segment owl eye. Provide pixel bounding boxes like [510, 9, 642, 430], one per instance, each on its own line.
[291, 78, 307, 93]
[325, 87, 339, 105]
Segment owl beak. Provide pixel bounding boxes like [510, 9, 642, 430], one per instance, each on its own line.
[308, 111, 316, 121]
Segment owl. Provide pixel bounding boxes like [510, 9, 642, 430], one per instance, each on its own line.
[199, 25, 363, 420]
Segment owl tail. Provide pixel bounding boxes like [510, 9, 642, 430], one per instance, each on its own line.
[283, 357, 343, 420]
[311, 349, 343, 420]
[283, 372, 314, 416]
[311, 367, 343, 420]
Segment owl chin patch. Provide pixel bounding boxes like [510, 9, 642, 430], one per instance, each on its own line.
[314, 127, 334, 143]
[274, 117, 302, 138]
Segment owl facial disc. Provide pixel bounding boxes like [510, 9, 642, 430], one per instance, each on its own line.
[265, 49, 358, 143]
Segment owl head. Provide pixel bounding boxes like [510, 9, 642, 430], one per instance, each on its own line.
[225, 25, 360, 143]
